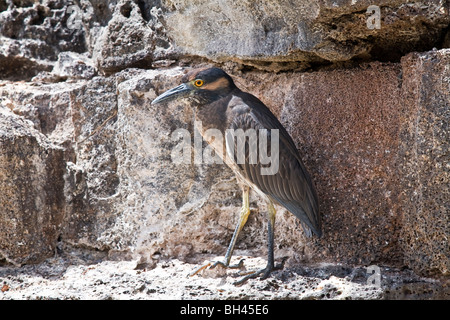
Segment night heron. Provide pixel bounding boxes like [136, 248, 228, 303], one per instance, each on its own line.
[152, 67, 321, 284]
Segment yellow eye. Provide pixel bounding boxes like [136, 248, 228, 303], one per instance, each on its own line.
[194, 79, 204, 87]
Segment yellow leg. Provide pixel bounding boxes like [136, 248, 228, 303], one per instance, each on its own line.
[190, 185, 250, 276]
[221, 185, 251, 265]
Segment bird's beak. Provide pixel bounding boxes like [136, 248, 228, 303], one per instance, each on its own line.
[151, 83, 191, 105]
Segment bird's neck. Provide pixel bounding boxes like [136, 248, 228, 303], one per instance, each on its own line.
[194, 94, 234, 134]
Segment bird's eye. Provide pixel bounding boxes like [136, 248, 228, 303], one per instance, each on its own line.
[194, 79, 204, 87]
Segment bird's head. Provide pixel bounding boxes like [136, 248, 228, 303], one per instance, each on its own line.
[151, 67, 237, 106]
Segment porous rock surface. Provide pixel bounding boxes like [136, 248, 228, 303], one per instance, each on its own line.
[164, 0, 450, 69]
[0, 109, 65, 266]
[1, 248, 448, 300]
[0, 0, 449, 299]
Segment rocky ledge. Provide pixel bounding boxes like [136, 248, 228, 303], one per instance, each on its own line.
[0, 0, 449, 299]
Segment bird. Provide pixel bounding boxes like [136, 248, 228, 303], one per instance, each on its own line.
[151, 67, 321, 284]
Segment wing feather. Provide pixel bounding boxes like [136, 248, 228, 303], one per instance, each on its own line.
[226, 92, 321, 237]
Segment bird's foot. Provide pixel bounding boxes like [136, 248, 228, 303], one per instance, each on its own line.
[210, 259, 245, 270]
[233, 257, 287, 286]
[189, 259, 245, 277]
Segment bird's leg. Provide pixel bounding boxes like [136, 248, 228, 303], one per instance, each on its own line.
[189, 186, 250, 276]
[234, 200, 286, 285]
[211, 185, 250, 269]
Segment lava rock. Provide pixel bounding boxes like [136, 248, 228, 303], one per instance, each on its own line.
[0, 108, 65, 265]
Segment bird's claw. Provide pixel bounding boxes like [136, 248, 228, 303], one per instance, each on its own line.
[189, 259, 245, 277]
[210, 259, 245, 270]
[233, 267, 271, 285]
[233, 257, 288, 285]
[189, 263, 211, 277]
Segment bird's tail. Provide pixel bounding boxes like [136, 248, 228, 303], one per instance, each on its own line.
[300, 221, 322, 238]
[300, 222, 313, 238]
